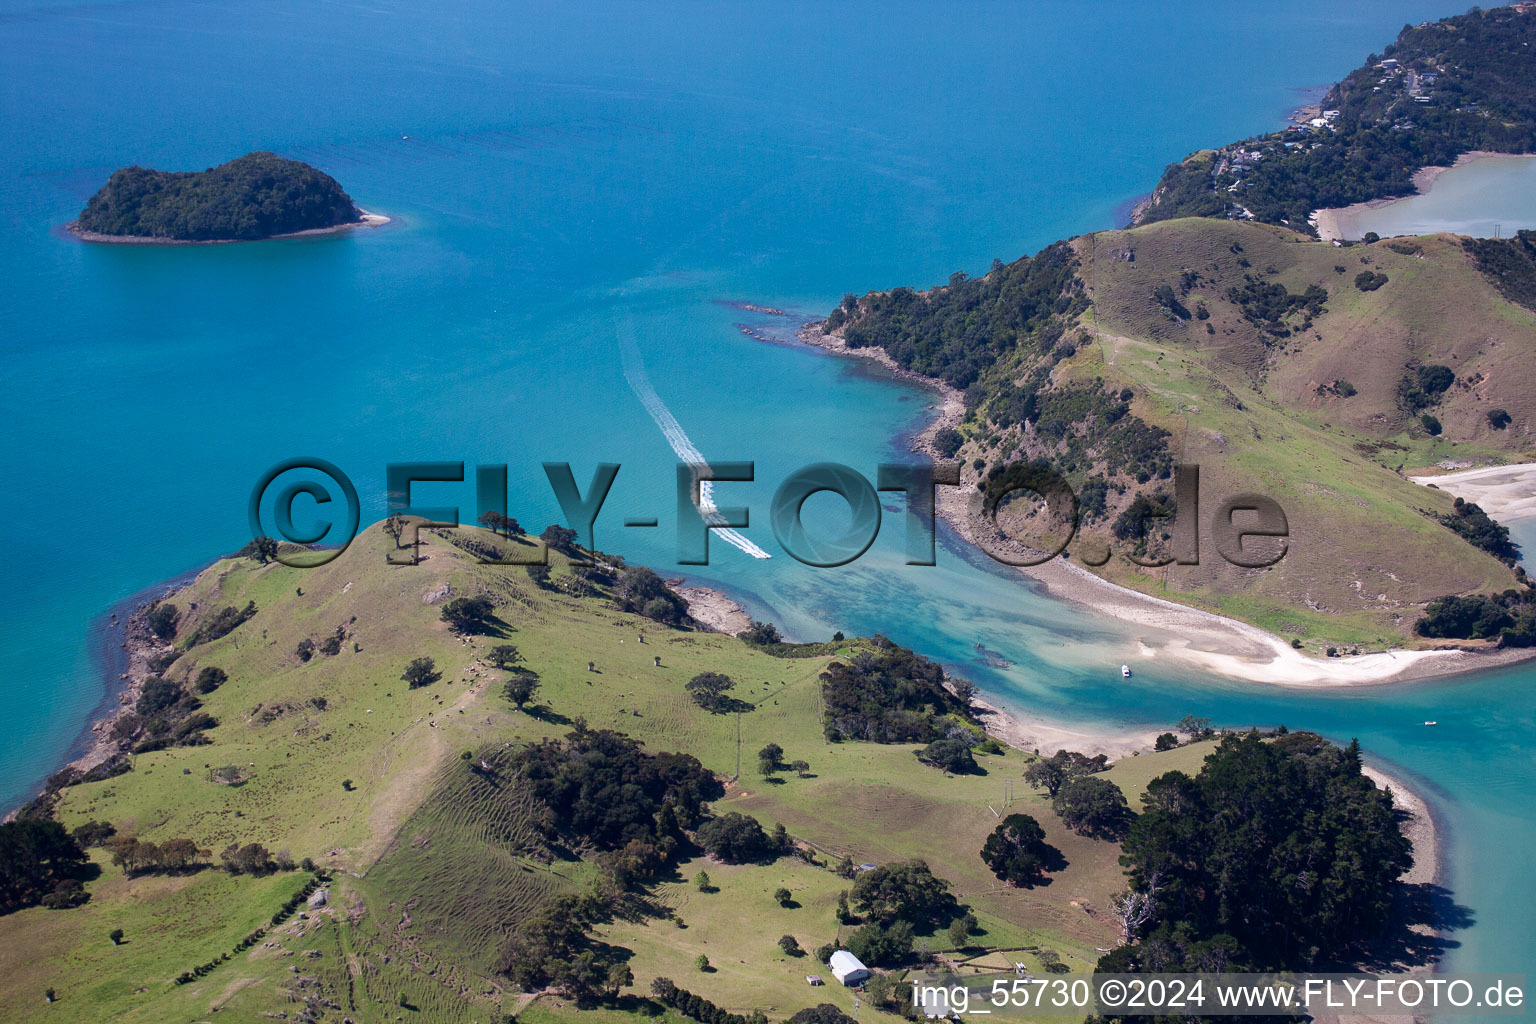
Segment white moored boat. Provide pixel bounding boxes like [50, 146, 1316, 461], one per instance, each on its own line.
[1121, 664, 1132, 677]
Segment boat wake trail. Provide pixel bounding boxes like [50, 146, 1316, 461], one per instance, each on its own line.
[617, 324, 770, 560]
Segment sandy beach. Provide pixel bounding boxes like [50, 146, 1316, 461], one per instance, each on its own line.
[66, 208, 390, 245]
[1313, 150, 1530, 241]
[967, 691, 1158, 760]
[795, 321, 1532, 688]
[1410, 462, 1536, 521]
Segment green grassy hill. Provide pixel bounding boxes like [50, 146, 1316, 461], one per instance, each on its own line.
[1070, 218, 1532, 645]
[828, 214, 1532, 649]
[0, 525, 1219, 1023]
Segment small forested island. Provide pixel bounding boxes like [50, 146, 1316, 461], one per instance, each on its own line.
[71, 152, 372, 243]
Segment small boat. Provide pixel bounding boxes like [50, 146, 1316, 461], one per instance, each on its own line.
[1424, 720, 1438, 726]
[1121, 664, 1132, 678]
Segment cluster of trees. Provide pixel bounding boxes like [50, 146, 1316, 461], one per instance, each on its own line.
[824, 223, 1182, 525]
[694, 812, 790, 864]
[740, 620, 783, 645]
[77, 152, 360, 241]
[296, 624, 347, 662]
[499, 894, 633, 1004]
[106, 836, 209, 875]
[1224, 277, 1328, 339]
[1415, 589, 1536, 647]
[1465, 230, 1536, 314]
[0, 820, 90, 914]
[1103, 730, 1411, 972]
[980, 373, 1172, 491]
[819, 637, 973, 743]
[1434, 497, 1520, 565]
[1142, 9, 1536, 229]
[757, 742, 810, 778]
[1112, 491, 1175, 557]
[509, 724, 722, 851]
[1021, 749, 1131, 838]
[218, 842, 282, 875]
[119, 674, 219, 753]
[475, 510, 525, 537]
[1023, 749, 1110, 797]
[832, 242, 1087, 390]
[146, 601, 179, 640]
[181, 601, 257, 648]
[831, 859, 967, 967]
[612, 565, 691, 625]
[849, 858, 960, 929]
[489, 645, 541, 709]
[1398, 363, 1456, 413]
[650, 977, 769, 1024]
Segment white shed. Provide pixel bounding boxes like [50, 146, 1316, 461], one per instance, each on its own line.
[828, 950, 870, 986]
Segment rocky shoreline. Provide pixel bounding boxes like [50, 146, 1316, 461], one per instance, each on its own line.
[668, 580, 754, 636]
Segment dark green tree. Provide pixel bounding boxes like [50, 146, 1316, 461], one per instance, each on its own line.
[401, 657, 440, 689]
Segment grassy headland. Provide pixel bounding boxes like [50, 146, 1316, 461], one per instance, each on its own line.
[0, 523, 1420, 1022]
[815, 213, 1535, 661]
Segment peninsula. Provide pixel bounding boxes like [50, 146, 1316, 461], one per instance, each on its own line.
[0, 522, 1432, 1022]
[806, 6, 1536, 672]
[70, 151, 380, 243]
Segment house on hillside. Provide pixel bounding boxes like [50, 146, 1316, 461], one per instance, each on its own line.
[829, 950, 871, 986]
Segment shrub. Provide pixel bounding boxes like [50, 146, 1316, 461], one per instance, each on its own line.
[145, 602, 179, 640]
[778, 934, 802, 956]
[915, 737, 979, 774]
[741, 620, 783, 645]
[1154, 732, 1178, 751]
[933, 427, 963, 458]
[194, 667, 227, 694]
[1488, 408, 1512, 429]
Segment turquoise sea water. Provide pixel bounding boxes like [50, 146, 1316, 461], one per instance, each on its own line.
[1347, 154, 1536, 240]
[3, 0, 1534, 998]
